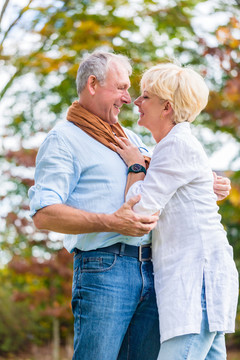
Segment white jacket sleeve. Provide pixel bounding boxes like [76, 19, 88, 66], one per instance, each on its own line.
[126, 135, 199, 215]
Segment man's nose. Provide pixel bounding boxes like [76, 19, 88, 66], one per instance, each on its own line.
[122, 91, 132, 104]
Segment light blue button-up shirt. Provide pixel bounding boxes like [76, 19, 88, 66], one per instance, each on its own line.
[28, 120, 152, 253]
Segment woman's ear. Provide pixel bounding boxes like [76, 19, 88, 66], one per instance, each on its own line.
[164, 101, 173, 114]
[87, 75, 98, 95]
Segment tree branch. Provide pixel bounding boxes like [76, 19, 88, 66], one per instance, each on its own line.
[0, 0, 10, 28]
[0, 0, 33, 48]
[0, 67, 22, 100]
[0, 35, 48, 101]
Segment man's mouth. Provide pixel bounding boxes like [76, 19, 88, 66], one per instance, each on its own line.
[113, 104, 121, 113]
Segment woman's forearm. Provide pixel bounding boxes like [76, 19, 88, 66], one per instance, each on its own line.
[125, 172, 146, 199]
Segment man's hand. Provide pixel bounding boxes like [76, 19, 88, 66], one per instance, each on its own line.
[33, 197, 158, 236]
[213, 172, 231, 201]
[109, 195, 159, 237]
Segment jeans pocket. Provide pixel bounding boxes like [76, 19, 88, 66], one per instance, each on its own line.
[81, 252, 117, 273]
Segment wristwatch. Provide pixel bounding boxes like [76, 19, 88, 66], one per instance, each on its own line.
[127, 163, 146, 175]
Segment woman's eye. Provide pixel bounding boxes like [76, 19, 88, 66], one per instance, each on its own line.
[143, 96, 149, 99]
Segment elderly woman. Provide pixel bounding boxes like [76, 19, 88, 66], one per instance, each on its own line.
[114, 63, 239, 360]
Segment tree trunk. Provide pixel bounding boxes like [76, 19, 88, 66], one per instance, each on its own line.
[52, 317, 60, 360]
[66, 334, 74, 358]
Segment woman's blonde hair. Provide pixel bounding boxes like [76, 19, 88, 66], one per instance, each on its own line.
[140, 63, 209, 123]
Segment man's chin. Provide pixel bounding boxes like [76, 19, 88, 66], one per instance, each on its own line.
[109, 117, 119, 125]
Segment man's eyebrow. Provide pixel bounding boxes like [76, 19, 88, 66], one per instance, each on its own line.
[117, 82, 131, 88]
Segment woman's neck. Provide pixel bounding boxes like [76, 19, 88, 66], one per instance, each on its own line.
[153, 121, 175, 143]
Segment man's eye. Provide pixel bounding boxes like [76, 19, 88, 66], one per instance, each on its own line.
[143, 96, 149, 99]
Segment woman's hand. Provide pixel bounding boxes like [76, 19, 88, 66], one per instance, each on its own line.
[112, 137, 146, 167]
[213, 172, 231, 201]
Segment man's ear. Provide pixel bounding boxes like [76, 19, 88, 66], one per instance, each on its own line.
[87, 75, 98, 95]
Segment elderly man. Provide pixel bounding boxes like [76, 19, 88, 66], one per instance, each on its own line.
[29, 51, 230, 360]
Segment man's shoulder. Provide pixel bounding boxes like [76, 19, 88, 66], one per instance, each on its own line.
[45, 121, 88, 144]
[49, 120, 76, 136]
[39, 121, 84, 155]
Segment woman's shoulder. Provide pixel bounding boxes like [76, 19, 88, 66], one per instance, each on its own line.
[154, 123, 208, 167]
[162, 123, 205, 153]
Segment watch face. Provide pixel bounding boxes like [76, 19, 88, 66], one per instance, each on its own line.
[132, 164, 142, 171]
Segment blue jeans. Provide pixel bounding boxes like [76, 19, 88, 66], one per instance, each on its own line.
[71, 250, 160, 360]
[157, 282, 226, 360]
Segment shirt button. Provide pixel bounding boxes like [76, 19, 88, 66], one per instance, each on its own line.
[36, 185, 41, 190]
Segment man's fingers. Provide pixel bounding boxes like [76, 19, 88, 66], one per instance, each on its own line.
[126, 197, 159, 222]
[130, 222, 158, 236]
[138, 221, 158, 232]
[137, 214, 159, 224]
[126, 195, 141, 208]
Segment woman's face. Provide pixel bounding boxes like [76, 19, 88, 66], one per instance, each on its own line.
[134, 90, 167, 133]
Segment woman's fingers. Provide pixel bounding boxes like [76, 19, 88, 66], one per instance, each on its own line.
[115, 137, 133, 147]
[119, 137, 131, 144]
[113, 137, 126, 149]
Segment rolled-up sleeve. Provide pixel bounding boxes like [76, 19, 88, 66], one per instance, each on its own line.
[126, 136, 199, 215]
[28, 132, 78, 216]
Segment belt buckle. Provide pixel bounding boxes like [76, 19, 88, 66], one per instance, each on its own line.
[138, 244, 151, 262]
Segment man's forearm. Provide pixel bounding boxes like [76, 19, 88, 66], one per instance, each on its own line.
[33, 200, 159, 237]
[33, 204, 115, 234]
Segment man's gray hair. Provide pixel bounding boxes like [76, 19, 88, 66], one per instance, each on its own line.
[76, 51, 132, 95]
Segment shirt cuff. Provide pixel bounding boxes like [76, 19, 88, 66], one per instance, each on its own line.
[28, 185, 63, 217]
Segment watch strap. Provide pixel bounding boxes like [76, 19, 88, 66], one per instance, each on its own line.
[127, 163, 146, 175]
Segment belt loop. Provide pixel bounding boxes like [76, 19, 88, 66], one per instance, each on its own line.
[120, 243, 125, 255]
[139, 245, 143, 262]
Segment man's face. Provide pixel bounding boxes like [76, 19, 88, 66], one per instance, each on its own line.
[91, 61, 131, 125]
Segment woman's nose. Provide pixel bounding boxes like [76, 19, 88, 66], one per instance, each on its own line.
[134, 96, 141, 106]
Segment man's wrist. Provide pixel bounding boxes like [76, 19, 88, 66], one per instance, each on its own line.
[98, 213, 115, 232]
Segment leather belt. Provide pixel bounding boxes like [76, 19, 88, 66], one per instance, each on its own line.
[74, 243, 152, 262]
